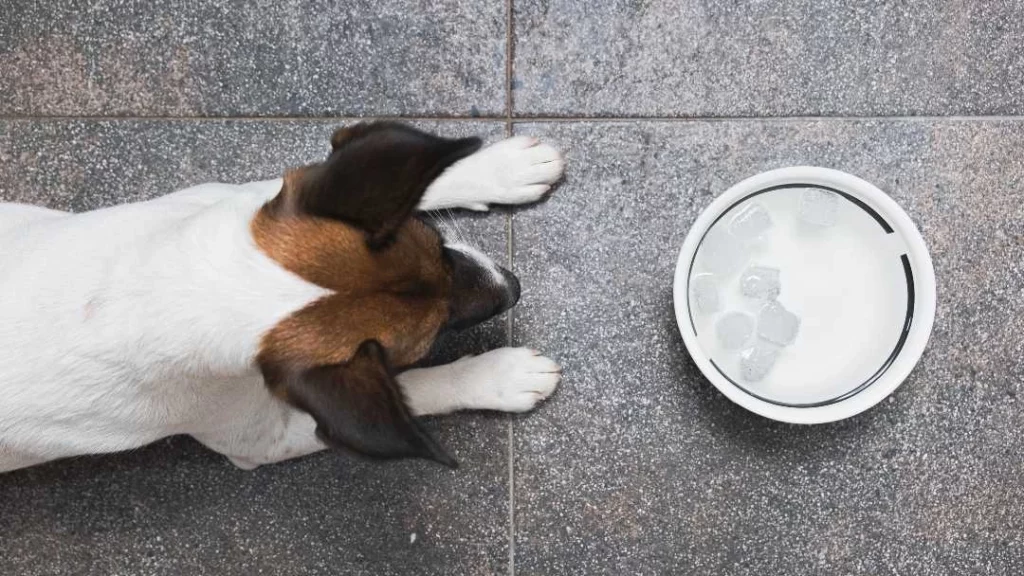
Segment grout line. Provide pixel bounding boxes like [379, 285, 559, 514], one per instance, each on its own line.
[505, 0, 515, 121]
[509, 114, 1024, 123]
[0, 114, 507, 122]
[505, 2, 516, 575]
[2, 114, 1023, 123]
[505, 193, 516, 576]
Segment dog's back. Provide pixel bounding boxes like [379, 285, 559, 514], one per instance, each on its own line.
[0, 184, 324, 471]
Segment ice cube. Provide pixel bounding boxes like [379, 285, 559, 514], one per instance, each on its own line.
[701, 228, 748, 276]
[798, 188, 839, 227]
[690, 273, 720, 314]
[757, 301, 801, 346]
[740, 265, 781, 300]
[740, 341, 781, 382]
[728, 202, 773, 241]
[716, 311, 755, 350]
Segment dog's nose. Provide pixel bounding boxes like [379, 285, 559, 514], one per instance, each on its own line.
[499, 267, 521, 309]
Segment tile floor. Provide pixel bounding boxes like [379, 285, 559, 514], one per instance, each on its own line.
[1, 1, 1022, 575]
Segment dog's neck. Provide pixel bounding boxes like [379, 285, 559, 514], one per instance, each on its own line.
[70, 193, 329, 389]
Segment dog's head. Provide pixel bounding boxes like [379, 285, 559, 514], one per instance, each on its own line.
[252, 122, 518, 468]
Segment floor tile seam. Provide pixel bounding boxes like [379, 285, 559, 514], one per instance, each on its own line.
[4, 114, 1022, 123]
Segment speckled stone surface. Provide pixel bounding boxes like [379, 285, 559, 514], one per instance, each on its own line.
[0, 120, 512, 576]
[0, 0, 506, 117]
[512, 120, 1024, 575]
[512, 0, 1024, 117]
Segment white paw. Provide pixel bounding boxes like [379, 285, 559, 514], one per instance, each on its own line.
[421, 137, 565, 211]
[454, 347, 561, 413]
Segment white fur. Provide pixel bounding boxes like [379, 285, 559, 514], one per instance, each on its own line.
[0, 137, 564, 473]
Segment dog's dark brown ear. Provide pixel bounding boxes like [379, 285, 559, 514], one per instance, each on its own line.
[265, 340, 457, 468]
[284, 122, 481, 248]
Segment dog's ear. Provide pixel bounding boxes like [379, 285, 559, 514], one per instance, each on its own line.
[263, 340, 457, 468]
[280, 122, 481, 249]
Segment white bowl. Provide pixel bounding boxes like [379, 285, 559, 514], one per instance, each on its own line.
[673, 167, 936, 424]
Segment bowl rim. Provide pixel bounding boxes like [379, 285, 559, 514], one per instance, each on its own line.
[672, 166, 937, 424]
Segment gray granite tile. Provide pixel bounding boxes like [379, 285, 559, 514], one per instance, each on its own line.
[512, 1, 1024, 117]
[512, 120, 1024, 575]
[0, 0, 506, 117]
[0, 120, 511, 576]
[0, 119, 502, 211]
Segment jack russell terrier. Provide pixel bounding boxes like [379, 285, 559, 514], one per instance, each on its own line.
[0, 122, 564, 473]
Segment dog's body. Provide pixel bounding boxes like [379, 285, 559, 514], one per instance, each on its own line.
[0, 126, 564, 473]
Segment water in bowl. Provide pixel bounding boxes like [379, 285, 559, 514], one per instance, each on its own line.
[687, 187, 910, 406]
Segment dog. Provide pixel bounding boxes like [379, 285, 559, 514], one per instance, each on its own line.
[0, 122, 564, 473]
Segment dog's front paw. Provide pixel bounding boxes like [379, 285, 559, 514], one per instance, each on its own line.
[455, 347, 561, 413]
[423, 137, 565, 211]
[478, 136, 564, 206]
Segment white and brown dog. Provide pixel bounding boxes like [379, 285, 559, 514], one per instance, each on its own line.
[0, 122, 564, 473]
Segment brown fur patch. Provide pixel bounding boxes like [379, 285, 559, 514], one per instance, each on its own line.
[251, 204, 451, 379]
